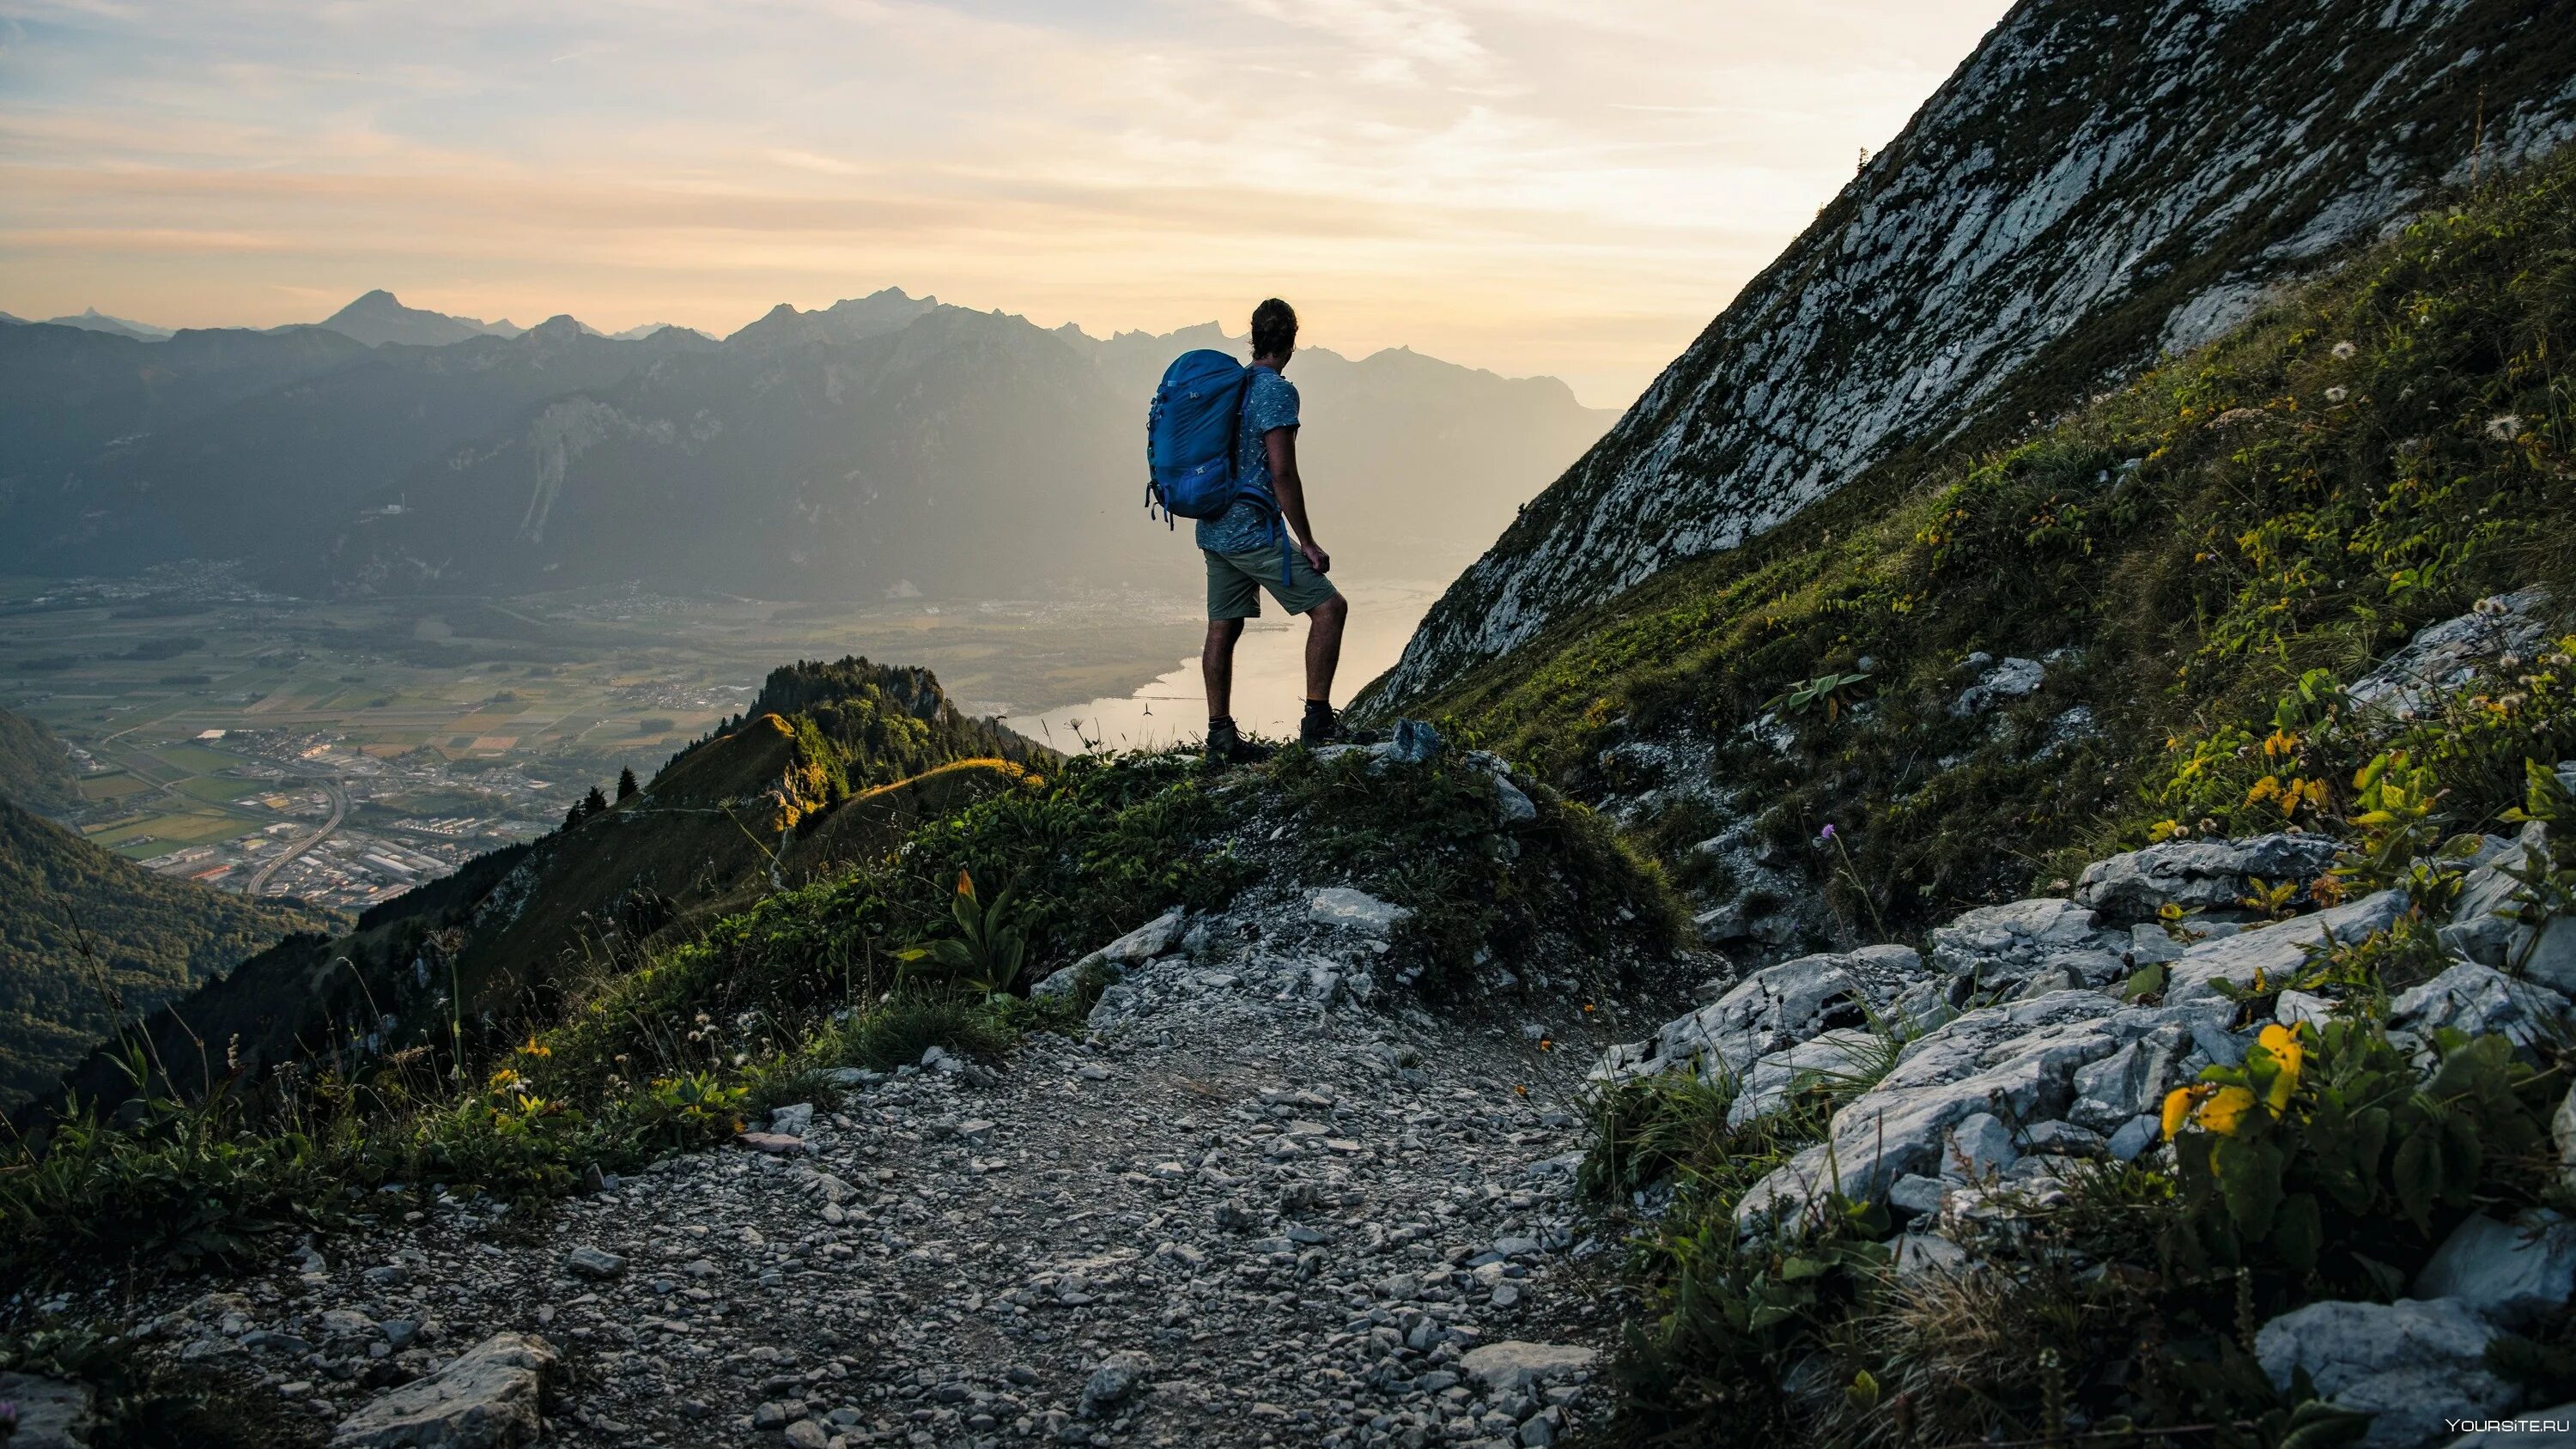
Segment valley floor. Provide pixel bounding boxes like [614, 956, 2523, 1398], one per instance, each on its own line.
[100, 963, 1643, 1449]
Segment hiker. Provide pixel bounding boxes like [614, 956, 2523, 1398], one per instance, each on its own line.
[1196, 298, 1346, 761]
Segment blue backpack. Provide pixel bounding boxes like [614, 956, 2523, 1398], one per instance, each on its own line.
[1145, 352, 1290, 579]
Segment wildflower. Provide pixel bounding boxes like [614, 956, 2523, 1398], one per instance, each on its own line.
[1513, 1084, 1529, 1097]
[488, 1067, 521, 1089]
[2161, 1085, 2211, 1139]
[957, 868, 975, 896]
[1538, 1038, 1555, 1052]
[1582, 1003, 1595, 1015]
[1819, 822, 1838, 842]
[2196, 1085, 2258, 1137]
[522, 1034, 550, 1058]
[2255, 1023, 2305, 1112]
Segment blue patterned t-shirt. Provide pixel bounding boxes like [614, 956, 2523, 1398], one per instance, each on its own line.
[1195, 366, 1298, 554]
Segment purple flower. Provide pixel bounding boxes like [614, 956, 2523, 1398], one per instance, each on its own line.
[1819, 823, 1838, 842]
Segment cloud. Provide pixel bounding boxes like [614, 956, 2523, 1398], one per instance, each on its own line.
[0, 0, 2014, 404]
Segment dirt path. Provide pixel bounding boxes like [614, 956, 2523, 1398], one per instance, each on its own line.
[109, 953, 1656, 1449]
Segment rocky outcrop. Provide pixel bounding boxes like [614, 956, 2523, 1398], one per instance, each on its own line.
[2075, 834, 2343, 925]
[329, 1331, 556, 1449]
[1373, 2, 2576, 709]
[2254, 1298, 2517, 1449]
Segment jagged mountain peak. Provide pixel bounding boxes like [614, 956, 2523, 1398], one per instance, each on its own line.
[320, 289, 517, 349]
[1374, 0, 2576, 709]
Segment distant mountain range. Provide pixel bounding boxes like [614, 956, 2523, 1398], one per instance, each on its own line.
[0, 288, 1611, 596]
[1, 306, 175, 341]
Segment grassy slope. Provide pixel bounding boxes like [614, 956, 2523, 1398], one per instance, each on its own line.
[2, 732, 1680, 1288]
[0, 797, 337, 1106]
[0, 703, 80, 817]
[1419, 152, 2576, 1447]
[1400, 152, 2576, 941]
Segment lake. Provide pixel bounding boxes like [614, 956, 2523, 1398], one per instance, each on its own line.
[1018, 579, 1443, 752]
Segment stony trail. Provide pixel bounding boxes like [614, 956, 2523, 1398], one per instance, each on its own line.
[114, 946, 1657, 1449]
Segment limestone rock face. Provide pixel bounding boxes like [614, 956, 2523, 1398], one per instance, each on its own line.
[1928, 898, 2128, 993]
[1597, 945, 1933, 1088]
[1373, 3, 2576, 711]
[2253, 1298, 2517, 1449]
[2165, 891, 2409, 1003]
[2412, 1213, 2576, 1330]
[330, 1331, 557, 1449]
[2075, 834, 2342, 925]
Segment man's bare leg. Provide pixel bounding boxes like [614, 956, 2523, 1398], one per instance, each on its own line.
[1203, 617, 1244, 722]
[1303, 595, 1347, 704]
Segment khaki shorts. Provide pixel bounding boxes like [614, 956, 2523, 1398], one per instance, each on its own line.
[1206, 544, 1341, 620]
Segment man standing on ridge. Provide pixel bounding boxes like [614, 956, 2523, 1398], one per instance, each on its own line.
[1202, 297, 1347, 763]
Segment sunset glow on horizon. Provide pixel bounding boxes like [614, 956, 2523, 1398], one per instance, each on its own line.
[1, 0, 2014, 407]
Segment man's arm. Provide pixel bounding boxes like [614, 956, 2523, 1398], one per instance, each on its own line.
[1266, 427, 1328, 574]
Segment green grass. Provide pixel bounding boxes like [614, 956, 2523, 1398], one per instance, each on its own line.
[1394, 149, 2576, 939]
[1523, 152, 2576, 1448]
[0, 733, 1677, 1288]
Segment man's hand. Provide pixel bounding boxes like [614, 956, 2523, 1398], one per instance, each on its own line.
[1300, 541, 1331, 576]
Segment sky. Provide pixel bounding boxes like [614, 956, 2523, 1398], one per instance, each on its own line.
[0, 0, 2013, 408]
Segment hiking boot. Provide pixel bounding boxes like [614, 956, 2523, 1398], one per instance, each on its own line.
[1300, 700, 1340, 749]
[1204, 718, 1273, 766]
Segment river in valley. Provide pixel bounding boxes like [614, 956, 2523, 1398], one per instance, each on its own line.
[1018, 579, 1443, 752]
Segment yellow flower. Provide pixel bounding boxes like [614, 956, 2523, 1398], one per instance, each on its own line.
[2196, 1085, 2259, 1137]
[488, 1067, 521, 1089]
[956, 869, 975, 897]
[2161, 1085, 2209, 1139]
[2256, 1024, 2306, 1111]
[522, 1034, 550, 1058]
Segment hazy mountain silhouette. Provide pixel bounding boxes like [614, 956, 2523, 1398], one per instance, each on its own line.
[37, 307, 172, 341]
[0, 289, 1611, 598]
[317, 289, 532, 347]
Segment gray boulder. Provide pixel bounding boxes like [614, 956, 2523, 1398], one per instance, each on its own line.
[1095, 907, 1187, 965]
[2075, 834, 2342, 925]
[1929, 897, 2129, 992]
[1725, 1028, 1884, 1129]
[2348, 587, 2550, 719]
[1601, 947, 1923, 1088]
[2066, 1024, 2193, 1132]
[1080, 1350, 1151, 1416]
[2254, 1298, 2518, 1449]
[2166, 890, 2409, 1003]
[2413, 1212, 2576, 1329]
[1736, 991, 2129, 1225]
[331, 1331, 557, 1449]
[1951, 656, 2045, 717]
[2558, 1083, 2576, 1191]
[0, 1373, 94, 1449]
[1309, 887, 1411, 938]
[2389, 961, 2571, 1059]
[1457, 1341, 1597, 1395]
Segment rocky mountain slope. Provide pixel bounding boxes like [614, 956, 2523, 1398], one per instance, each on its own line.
[0, 290, 1609, 598]
[0, 795, 337, 1108]
[1374, 0, 2576, 708]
